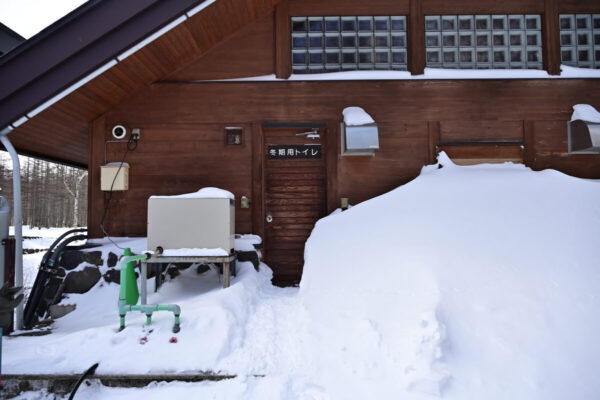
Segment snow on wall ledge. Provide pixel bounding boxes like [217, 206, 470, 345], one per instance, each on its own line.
[299, 152, 600, 400]
[210, 65, 600, 82]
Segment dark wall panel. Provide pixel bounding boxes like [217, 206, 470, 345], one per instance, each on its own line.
[421, 0, 544, 14]
[289, 0, 410, 15]
[440, 120, 523, 143]
[89, 79, 600, 238]
[167, 13, 275, 81]
[95, 123, 253, 237]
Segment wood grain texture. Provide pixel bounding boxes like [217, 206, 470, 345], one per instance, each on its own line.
[93, 79, 600, 228]
[275, 0, 291, 79]
[88, 117, 106, 238]
[557, 0, 600, 13]
[439, 144, 524, 164]
[440, 120, 523, 142]
[263, 127, 327, 285]
[168, 13, 275, 81]
[523, 120, 535, 167]
[288, 0, 409, 15]
[428, 121, 440, 164]
[99, 123, 254, 237]
[7, 0, 281, 166]
[422, 0, 544, 14]
[325, 121, 339, 213]
[409, 0, 425, 75]
[543, 0, 561, 76]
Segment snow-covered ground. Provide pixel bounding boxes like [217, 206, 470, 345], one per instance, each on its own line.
[7, 153, 600, 399]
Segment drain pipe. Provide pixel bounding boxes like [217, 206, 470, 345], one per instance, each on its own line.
[0, 130, 23, 330]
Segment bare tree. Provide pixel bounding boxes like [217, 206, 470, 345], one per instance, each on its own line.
[0, 151, 88, 228]
[63, 170, 87, 227]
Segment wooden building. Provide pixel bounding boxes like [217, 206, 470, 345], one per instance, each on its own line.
[1, 0, 599, 285]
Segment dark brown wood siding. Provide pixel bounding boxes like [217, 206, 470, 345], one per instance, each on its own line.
[80, 0, 600, 285]
[91, 120, 254, 237]
[167, 13, 275, 81]
[89, 79, 600, 241]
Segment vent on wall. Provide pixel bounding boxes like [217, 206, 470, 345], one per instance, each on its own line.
[340, 122, 379, 156]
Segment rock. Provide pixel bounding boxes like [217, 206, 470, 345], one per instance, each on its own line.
[236, 250, 260, 271]
[63, 266, 101, 294]
[48, 304, 76, 319]
[103, 269, 120, 284]
[82, 251, 103, 266]
[107, 252, 118, 268]
[59, 251, 83, 270]
[196, 264, 210, 274]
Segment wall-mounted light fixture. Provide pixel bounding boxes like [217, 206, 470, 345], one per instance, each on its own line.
[568, 104, 600, 154]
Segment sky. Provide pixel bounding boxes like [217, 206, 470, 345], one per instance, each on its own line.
[0, 0, 87, 39]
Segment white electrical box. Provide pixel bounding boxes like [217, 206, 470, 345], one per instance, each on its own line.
[147, 197, 235, 254]
[100, 163, 129, 191]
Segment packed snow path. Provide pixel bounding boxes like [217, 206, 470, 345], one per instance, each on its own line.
[8, 153, 600, 399]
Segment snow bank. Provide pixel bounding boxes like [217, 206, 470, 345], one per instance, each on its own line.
[300, 152, 600, 399]
[571, 104, 600, 123]
[150, 187, 234, 200]
[342, 107, 375, 126]
[8, 155, 600, 400]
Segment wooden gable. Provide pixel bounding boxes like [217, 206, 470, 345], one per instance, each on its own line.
[6, 0, 281, 167]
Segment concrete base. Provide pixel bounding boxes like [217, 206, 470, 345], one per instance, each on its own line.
[1, 373, 246, 397]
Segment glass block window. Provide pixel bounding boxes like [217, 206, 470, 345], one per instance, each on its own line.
[425, 14, 543, 69]
[559, 14, 600, 69]
[291, 16, 407, 74]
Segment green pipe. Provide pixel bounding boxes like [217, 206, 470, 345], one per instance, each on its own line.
[118, 249, 181, 333]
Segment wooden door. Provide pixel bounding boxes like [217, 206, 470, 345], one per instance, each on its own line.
[263, 127, 327, 286]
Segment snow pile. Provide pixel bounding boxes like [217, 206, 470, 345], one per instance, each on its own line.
[7, 154, 600, 400]
[300, 152, 600, 399]
[8, 237, 272, 375]
[342, 106, 375, 126]
[150, 187, 234, 200]
[571, 104, 600, 123]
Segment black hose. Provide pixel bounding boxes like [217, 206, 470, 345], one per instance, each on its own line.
[23, 231, 88, 328]
[23, 270, 48, 327]
[68, 362, 99, 400]
[47, 235, 88, 268]
[41, 228, 87, 266]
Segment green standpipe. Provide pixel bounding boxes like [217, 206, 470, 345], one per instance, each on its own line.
[118, 249, 181, 333]
[122, 248, 139, 306]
